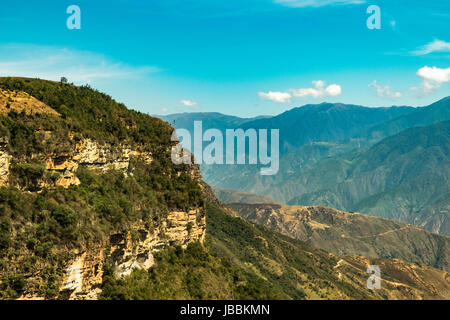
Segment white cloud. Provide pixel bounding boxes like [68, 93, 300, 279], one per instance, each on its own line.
[259, 81, 342, 103]
[412, 39, 450, 55]
[274, 0, 364, 8]
[180, 99, 199, 108]
[0, 44, 159, 85]
[258, 91, 292, 103]
[369, 80, 402, 98]
[413, 66, 450, 94]
[290, 80, 342, 98]
[160, 107, 169, 114]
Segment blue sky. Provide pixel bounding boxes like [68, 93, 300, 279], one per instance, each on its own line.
[0, 0, 449, 117]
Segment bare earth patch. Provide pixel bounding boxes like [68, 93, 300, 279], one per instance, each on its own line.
[0, 88, 60, 116]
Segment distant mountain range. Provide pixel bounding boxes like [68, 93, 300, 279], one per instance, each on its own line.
[160, 97, 450, 235]
[286, 120, 450, 234]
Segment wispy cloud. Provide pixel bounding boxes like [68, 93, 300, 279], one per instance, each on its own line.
[258, 91, 292, 103]
[274, 0, 365, 8]
[290, 80, 342, 98]
[369, 80, 402, 99]
[0, 44, 159, 84]
[180, 99, 199, 109]
[412, 39, 450, 55]
[411, 66, 450, 94]
[160, 107, 169, 114]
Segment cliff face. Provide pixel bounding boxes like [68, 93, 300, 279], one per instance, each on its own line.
[8, 135, 206, 300]
[57, 207, 205, 300]
[12, 138, 206, 299]
[0, 80, 206, 299]
[0, 136, 154, 190]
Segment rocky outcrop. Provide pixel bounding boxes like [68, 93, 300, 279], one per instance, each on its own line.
[0, 137, 153, 190]
[0, 138, 10, 186]
[57, 207, 206, 300]
[5, 135, 206, 300]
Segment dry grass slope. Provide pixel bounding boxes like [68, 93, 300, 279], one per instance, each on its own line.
[0, 88, 60, 116]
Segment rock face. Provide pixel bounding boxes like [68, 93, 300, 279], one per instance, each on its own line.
[5, 134, 206, 300]
[58, 207, 206, 300]
[0, 138, 10, 186]
[44, 138, 153, 189]
[0, 137, 153, 190]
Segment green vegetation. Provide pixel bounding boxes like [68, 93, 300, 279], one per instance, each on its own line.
[0, 78, 204, 299]
[0, 159, 204, 299]
[0, 78, 448, 300]
[228, 203, 450, 272]
[100, 241, 277, 300]
[0, 77, 171, 150]
[100, 203, 383, 300]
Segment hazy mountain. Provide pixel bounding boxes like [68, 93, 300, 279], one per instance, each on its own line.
[161, 103, 415, 154]
[286, 120, 450, 234]
[212, 186, 281, 204]
[162, 97, 450, 235]
[240, 103, 414, 153]
[160, 112, 267, 135]
[364, 96, 450, 142]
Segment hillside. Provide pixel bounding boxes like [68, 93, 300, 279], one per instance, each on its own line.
[212, 186, 281, 205]
[287, 120, 450, 234]
[364, 96, 450, 142]
[228, 203, 450, 272]
[0, 77, 448, 300]
[0, 77, 205, 299]
[101, 203, 450, 300]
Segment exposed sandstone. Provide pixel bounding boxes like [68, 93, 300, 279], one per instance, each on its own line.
[0, 137, 154, 189]
[57, 208, 206, 300]
[3, 134, 206, 300]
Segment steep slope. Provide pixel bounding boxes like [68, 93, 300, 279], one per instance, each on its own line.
[0, 77, 206, 299]
[287, 120, 450, 234]
[364, 96, 450, 142]
[100, 203, 450, 300]
[228, 203, 450, 272]
[206, 203, 450, 300]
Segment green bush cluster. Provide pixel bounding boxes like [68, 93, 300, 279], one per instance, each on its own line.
[0, 77, 172, 151]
